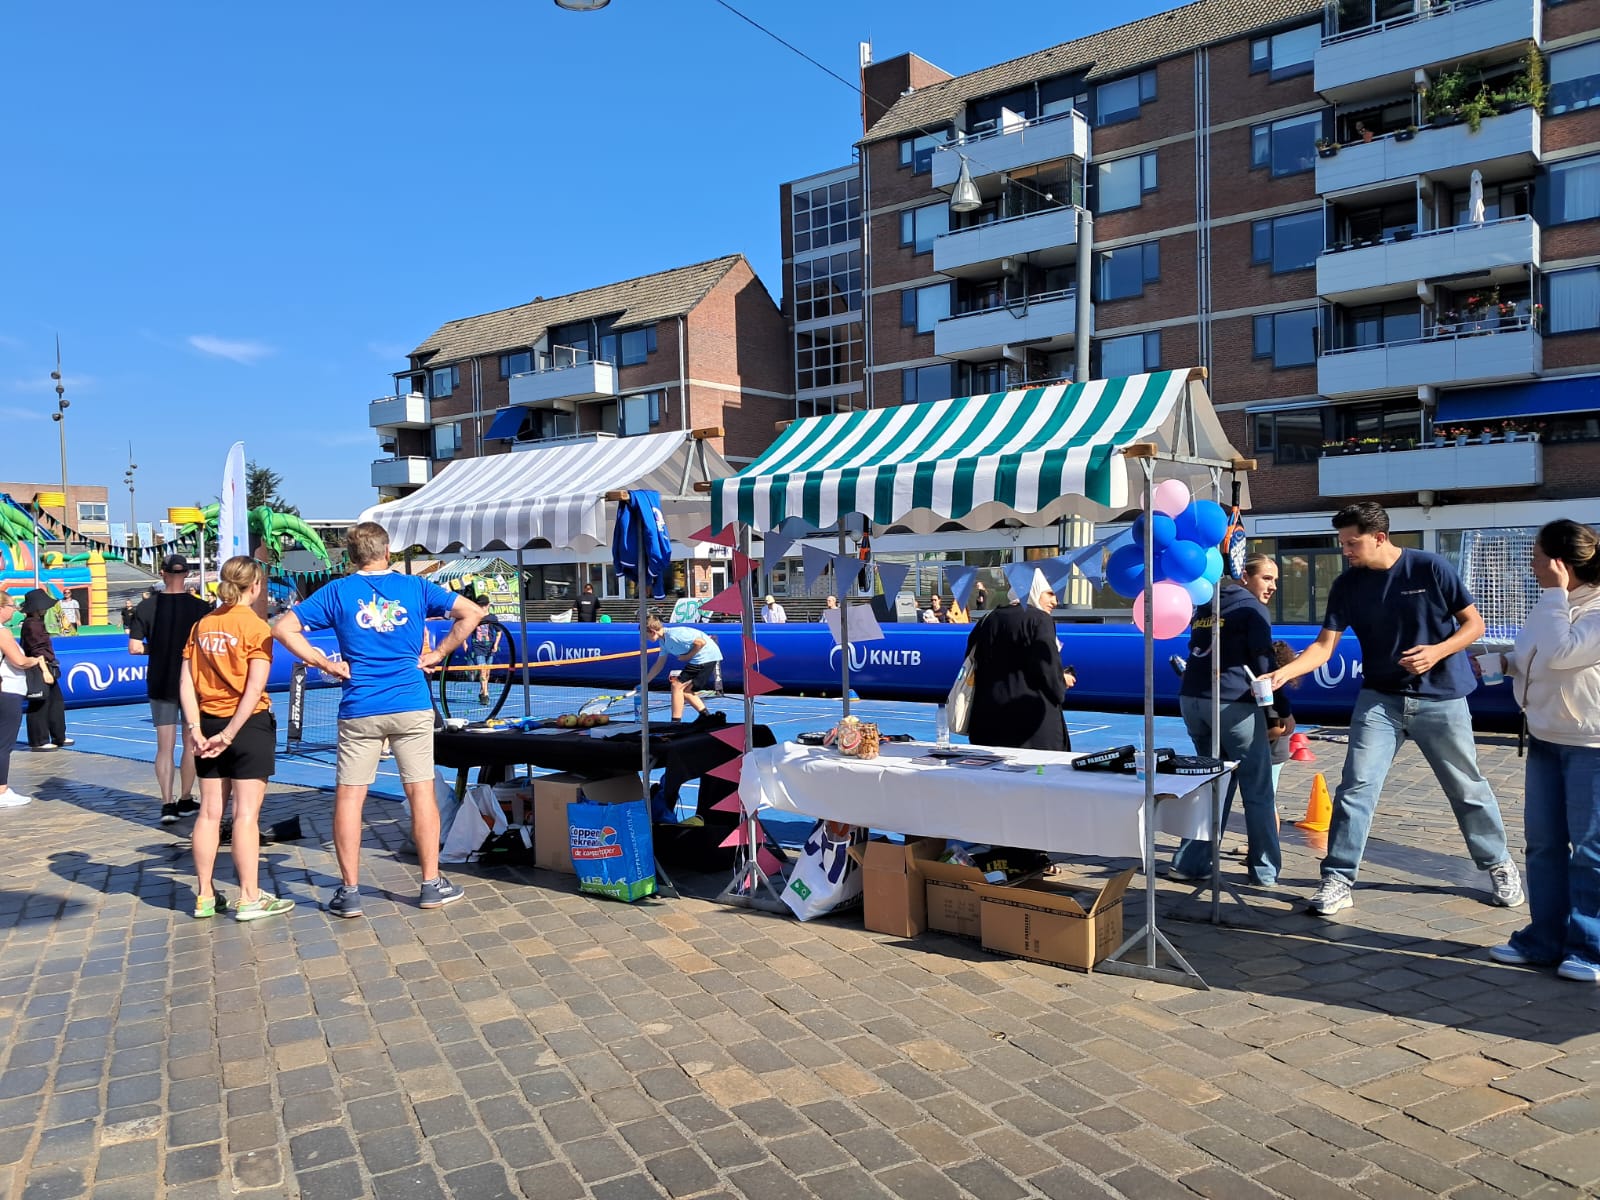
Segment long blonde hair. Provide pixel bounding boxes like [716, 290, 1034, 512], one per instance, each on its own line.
[214, 556, 264, 607]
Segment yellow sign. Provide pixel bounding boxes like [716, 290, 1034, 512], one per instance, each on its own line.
[35, 492, 65, 509]
[168, 506, 204, 525]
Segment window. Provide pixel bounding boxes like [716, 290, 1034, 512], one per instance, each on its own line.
[792, 176, 861, 251]
[901, 283, 953, 334]
[1094, 70, 1156, 126]
[796, 322, 864, 393]
[1549, 43, 1600, 116]
[620, 326, 656, 366]
[899, 129, 951, 174]
[1095, 242, 1160, 301]
[793, 251, 862, 323]
[902, 363, 954, 405]
[1249, 25, 1319, 80]
[1548, 154, 1600, 225]
[1545, 267, 1600, 333]
[430, 366, 458, 398]
[77, 502, 107, 525]
[1098, 332, 1160, 377]
[1094, 152, 1158, 214]
[1338, 300, 1420, 349]
[432, 422, 463, 459]
[1251, 407, 1326, 465]
[395, 374, 422, 396]
[1252, 309, 1320, 367]
[959, 361, 1012, 395]
[1252, 210, 1323, 273]
[620, 391, 662, 437]
[499, 351, 532, 379]
[1250, 111, 1322, 178]
[899, 203, 950, 254]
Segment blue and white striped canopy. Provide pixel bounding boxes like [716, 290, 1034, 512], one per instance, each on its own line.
[713, 370, 1234, 534]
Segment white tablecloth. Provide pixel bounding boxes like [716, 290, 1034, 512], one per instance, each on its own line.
[739, 742, 1224, 859]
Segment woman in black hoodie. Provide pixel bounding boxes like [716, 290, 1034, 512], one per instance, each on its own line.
[20, 589, 71, 751]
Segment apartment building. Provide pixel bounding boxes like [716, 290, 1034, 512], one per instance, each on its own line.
[368, 254, 791, 501]
[779, 0, 1600, 623]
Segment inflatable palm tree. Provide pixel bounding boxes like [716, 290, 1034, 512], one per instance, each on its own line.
[176, 504, 331, 566]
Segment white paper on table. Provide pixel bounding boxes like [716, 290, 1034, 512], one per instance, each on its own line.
[823, 602, 885, 649]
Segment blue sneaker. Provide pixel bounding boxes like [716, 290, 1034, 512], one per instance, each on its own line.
[419, 876, 464, 910]
[1558, 958, 1600, 983]
[327, 885, 363, 919]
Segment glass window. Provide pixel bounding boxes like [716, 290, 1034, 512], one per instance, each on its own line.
[1548, 154, 1600, 225]
[1095, 242, 1160, 301]
[794, 251, 862, 323]
[1549, 42, 1600, 116]
[1546, 266, 1600, 333]
[1094, 152, 1158, 213]
[498, 351, 531, 379]
[77, 502, 107, 524]
[792, 176, 861, 252]
[901, 283, 952, 334]
[1098, 332, 1160, 377]
[899, 203, 950, 254]
[1250, 111, 1322, 178]
[1251, 308, 1320, 367]
[1251, 210, 1324, 273]
[1251, 25, 1319, 81]
[620, 391, 661, 437]
[395, 374, 421, 396]
[1094, 70, 1156, 126]
[620, 326, 656, 366]
[899, 129, 951, 174]
[432, 422, 462, 459]
[902, 363, 954, 405]
[430, 366, 457, 398]
[1253, 407, 1326, 465]
[795, 322, 864, 393]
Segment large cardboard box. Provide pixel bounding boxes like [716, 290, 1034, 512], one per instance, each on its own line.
[848, 837, 945, 937]
[920, 857, 998, 939]
[532, 773, 646, 875]
[978, 867, 1135, 972]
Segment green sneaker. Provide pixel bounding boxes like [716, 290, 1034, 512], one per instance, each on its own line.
[192, 894, 227, 919]
[234, 894, 295, 922]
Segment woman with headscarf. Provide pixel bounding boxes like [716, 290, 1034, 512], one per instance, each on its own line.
[964, 568, 1073, 751]
[0, 591, 48, 805]
[20, 589, 70, 752]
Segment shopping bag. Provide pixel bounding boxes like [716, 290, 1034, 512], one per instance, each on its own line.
[946, 654, 976, 735]
[23, 665, 47, 703]
[570, 797, 656, 901]
[781, 820, 864, 921]
[439, 783, 508, 863]
[404, 769, 462, 853]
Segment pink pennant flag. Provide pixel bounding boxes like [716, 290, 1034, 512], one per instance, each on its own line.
[730, 551, 756, 581]
[689, 523, 738, 548]
[706, 756, 744, 783]
[719, 823, 750, 848]
[757, 846, 785, 876]
[699, 583, 743, 615]
[710, 791, 744, 813]
[710, 725, 747, 751]
[740, 635, 775, 665]
[744, 668, 782, 697]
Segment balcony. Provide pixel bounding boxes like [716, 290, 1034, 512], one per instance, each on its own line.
[934, 289, 1082, 361]
[370, 456, 433, 491]
[1319, 436, 1542, 496]
[1317, 0, 1539, 102]
[1316, 107, 1540, 195]
[1317, 215, 1538, 303]
[933, 207, 1081, 279]
[508, 357, 618, 408]
[368, 392, 429, 431]
[1318, 319, 1541, 397]
[931, 110, 1092, 191]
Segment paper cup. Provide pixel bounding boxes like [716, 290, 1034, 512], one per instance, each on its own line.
[1250, 676, 1274, 707]
[1476, 652, 1505, 686]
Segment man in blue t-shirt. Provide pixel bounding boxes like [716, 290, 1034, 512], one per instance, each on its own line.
[273, 521, 483, 918]
[642, 615, 723, 722]
[1264, 502, 1522, 916]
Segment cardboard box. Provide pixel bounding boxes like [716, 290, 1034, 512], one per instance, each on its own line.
[532, 773, 645, 875]
[848, 837, 945, 937]
[921, 857, 999, 939]
[977, 867, 1135, 972]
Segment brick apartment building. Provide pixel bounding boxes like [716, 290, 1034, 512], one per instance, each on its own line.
[368, 255, 790, 501]
[779, 0, 1600, 623]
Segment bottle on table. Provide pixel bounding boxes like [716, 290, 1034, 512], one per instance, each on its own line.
[935, 703, 950, 747]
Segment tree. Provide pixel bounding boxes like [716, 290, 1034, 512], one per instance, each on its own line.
[247, 461, 299, 515]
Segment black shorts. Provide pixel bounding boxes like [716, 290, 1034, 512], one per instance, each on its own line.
[675, 660, 716, 692]
[196, 710, 276, 781]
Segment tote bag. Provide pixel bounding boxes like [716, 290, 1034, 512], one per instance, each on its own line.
[946, 654, 976, 735]
[23, 665, 47, 703]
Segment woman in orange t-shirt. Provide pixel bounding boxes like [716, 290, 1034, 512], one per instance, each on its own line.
[179, 557, 293, 922]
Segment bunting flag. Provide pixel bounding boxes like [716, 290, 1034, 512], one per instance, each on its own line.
[710, 791, 744, 813]
[799, 544, 832, 593]
[705, 757, 744, 784]
[777, 516, 816, 538]
[833, 554, 862, 597]
[1004, 562, 1041, 601]
[730, 550, 756, 581]
[688, 523, 738, 547]
[1037, 556, 1074, 597]
[875, 560, 911, 605]
[710, 724, 748, 752]
[744, 668, 782, 697]
[941, 564, 977, 608]
[698, 582, 743, 615]
[757, 845, 786, 877]
[720, 818, 766, 848]
[740, 635, 775, 667]
[760, 529, 796, 566]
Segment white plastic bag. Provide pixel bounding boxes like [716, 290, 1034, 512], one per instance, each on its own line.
[782, 820, 864, 921]
[947, 654, 976, 735]
[404, 769, 461, 853]
[440, 783, 509, 863]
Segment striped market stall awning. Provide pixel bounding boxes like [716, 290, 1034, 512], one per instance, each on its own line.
[712, 370, 1242, 535]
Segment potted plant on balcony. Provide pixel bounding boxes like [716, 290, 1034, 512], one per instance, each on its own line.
[1478, 426, 1496, 444]
[1530, 302, 1544, 330]
[1316, 137, 1339, 158]
[1358, 437, 1382, 453]
[1525, 48, 1548, 114]
[1395, 124, 1418, 143]
[1394, 225, 1415, 242]
[1431, 428, 1447, 448]
[1436, 309, 1461, 336]
[1460, 90, 1495, 134]
[1502, 420, 1523, 442]
[1425, 66, 1467, 126]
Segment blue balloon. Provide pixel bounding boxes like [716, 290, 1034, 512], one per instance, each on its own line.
[1160, 540, 1207, 585]
[1176, 499, 1229, 547]
[1106, 544, 1147, 600]
[1184, 575, 1214, 607]
[1131, 512, 1177, 549]
[1202, 546, 1226, 584]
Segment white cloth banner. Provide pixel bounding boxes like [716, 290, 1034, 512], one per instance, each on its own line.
[219, 441, 249, 564]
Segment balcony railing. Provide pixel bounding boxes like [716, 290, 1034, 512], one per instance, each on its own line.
[370, 456, 433, 490]
[1317, 0, 1539, 99]
[1315, 105, 1539, 192]
[1318, 434, 1542, 496]
[933, 206, 1081, 277]
[508, 355, 619, 407]
[931, 110, 1092, 189]
[368, 392, 430, 430]
[934, 288, 1082, 360]
[1318, 316, 1540, 395]
[1317, 214, 1539, 300]
[1322, 0, 1504, 46]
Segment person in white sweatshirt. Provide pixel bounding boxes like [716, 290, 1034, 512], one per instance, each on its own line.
[1491, 519, 1600, 984]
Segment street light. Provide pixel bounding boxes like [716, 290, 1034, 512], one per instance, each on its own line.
[49, 336, 69, 541]
[123, 443, 138, 555]
[553, 0, 609, 8]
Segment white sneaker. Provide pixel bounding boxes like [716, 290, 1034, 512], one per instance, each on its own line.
[1488, 861, 1526, 908]
[0, 790, 32, 808]
[1308, 875, 1353, 915]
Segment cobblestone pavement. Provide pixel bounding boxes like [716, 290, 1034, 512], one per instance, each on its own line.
[1, 731, 1596, 1200]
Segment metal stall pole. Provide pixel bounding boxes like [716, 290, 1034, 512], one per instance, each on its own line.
[636, 533, 678, 900]
[514, 549, 532, 721]
[838, 523, 851, 714]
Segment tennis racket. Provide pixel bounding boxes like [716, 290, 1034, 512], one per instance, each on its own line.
[1222, 477, 1248, 580]
[436, 617, 515, 723]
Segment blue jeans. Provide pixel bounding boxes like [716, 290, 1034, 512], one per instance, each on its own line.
[1324, 691, 1510, 882]
[1508, 736, 1600, 968]
[1172, 696, 1280, 885]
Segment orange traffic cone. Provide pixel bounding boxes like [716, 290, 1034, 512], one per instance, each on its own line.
[1295, 772, 1332, 832]
[1289, 732, 1316, 763]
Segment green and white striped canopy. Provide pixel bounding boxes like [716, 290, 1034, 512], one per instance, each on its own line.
[713, 370, 1240, 534]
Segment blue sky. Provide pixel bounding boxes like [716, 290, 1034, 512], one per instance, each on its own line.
[1, 0, 1173, 522]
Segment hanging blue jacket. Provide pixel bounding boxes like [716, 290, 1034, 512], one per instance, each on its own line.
[613, 489, 672, 598]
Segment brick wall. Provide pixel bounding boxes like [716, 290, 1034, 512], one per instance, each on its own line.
[684, 260, 793, 460]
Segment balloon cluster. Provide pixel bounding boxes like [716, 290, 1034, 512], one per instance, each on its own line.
[1104, 481, 1229, 640]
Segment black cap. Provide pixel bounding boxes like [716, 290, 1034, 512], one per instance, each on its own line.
[161, 554, 189, 574]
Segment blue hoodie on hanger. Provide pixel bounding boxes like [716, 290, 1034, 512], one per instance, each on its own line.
[613, 489, 672, 598]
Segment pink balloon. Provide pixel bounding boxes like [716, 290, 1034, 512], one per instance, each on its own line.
[1152, 479, 1192, 517]
[1130, 581, 1196, 641]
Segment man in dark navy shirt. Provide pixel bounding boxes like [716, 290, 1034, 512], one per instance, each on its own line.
[1264, 502, 1523, 916]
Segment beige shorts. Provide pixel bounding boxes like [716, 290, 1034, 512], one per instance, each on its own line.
[336, 709, 436, 787]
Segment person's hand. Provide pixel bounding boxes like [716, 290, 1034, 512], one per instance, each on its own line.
[1398, 643, 1445, 676]
[418, 649, 445, 672]
[1062, 668, 1077, 690]
[187, 728, 208, 757]
[318, 655, 351, 681]
[1534, 555, 1571, 591]
[1260, 669, 1287, 694]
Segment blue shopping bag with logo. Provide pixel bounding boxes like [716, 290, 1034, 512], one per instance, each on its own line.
[569, 797, 657, 902]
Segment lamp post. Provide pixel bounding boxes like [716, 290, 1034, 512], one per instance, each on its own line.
[553, 0, 610, 8]
[49, 338, 70, 548]
[123, 445, 138, 558]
